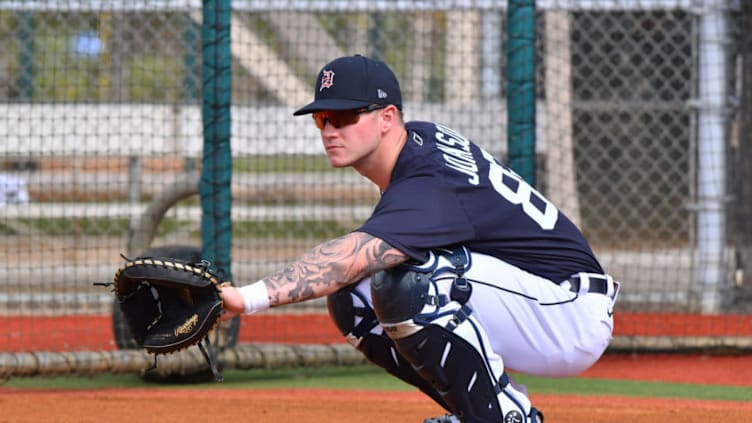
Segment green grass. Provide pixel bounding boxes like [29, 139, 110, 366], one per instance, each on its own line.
[512, 374, 752, 402]
[232, 155, 334, 173]
[3, 364, 752, 403]
[1, 365, 410, 391]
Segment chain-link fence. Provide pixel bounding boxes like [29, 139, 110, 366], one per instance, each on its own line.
[1, 1, 750, 376]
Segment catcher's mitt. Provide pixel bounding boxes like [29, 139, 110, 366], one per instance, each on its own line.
[104, 256, 228, 381]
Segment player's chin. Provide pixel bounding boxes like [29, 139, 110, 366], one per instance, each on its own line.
[325, 153, 352, 168]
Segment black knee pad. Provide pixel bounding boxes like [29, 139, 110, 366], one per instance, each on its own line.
[395, 325, 508, 423]
[326, 286, 378, 346]
[371, 265, 433, 324]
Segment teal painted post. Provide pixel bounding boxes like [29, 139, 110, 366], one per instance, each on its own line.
[368, 13, 384, 61]
[18, 12, 34, 99]
[200, 0, 233, 279]
[183, 14, 198, 101]
[506, 0, 536, 185]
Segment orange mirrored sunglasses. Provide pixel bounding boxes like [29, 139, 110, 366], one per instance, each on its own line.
[312, 104, 387, 130]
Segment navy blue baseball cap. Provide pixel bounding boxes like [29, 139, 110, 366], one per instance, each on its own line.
[293, 55, 402, 115]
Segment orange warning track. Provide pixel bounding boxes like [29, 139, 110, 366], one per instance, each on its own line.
[3, 311, 752, 352]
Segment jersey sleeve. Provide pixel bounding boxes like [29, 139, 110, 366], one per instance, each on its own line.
[356, 176, 475, 262]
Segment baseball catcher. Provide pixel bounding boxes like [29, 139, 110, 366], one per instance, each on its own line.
[217, 55, 622, 422]
[98, 255, 228, 381]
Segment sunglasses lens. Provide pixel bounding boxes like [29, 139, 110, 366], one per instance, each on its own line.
[312, 110, 361, 130]
[312, 112, 327, 130]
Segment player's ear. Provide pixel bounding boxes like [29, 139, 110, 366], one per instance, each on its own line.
[379, 104, 400, 132]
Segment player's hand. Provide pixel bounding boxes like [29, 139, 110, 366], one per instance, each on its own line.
[219, 285, 244, 321]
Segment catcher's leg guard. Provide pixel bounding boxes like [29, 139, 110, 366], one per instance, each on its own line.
[371, 251, 539, 423]
[326, 283, 452, 412]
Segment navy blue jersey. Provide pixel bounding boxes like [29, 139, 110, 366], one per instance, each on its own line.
[357, 121, 603, 283]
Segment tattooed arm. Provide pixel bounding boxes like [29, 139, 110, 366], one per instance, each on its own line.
[264, 231, 408, 306]
[220, 231, 408, 315]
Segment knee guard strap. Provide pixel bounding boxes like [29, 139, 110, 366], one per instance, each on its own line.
[371, 246, 473, 334]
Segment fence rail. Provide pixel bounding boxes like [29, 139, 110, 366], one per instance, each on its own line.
[0, 102, 544, 157]
[0, 0, 706, 12]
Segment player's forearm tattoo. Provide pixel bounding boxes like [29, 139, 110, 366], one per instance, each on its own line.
[263, 231, 407, 306]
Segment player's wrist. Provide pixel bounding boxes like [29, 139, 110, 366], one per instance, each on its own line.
[238, 280, 270, 314]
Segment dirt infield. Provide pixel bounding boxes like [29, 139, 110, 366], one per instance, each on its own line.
[2, 355, 752, 422]
[3, 315, 752, 422]
[2, 387, 751, 423]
